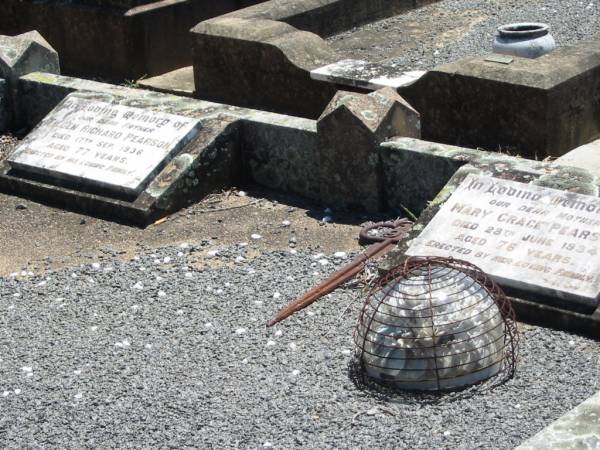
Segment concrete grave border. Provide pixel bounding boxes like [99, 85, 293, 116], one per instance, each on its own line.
[191, 0, 439, 118]
[0, 0, 266, 80]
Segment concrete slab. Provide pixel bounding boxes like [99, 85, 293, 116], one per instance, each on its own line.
[138, 66, 195, 97]
[516, 391, 600, 450]
[555, 139, 600, 180]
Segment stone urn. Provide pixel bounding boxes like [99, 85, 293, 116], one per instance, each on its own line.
[493, 23, 556, 59]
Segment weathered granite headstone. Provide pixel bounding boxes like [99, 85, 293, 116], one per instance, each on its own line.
[8, 96, 201, 196]
[407, 174, 600, 309]
[318, 87, 420, 212]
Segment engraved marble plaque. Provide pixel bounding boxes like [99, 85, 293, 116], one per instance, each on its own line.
[8, 96, 201, 196]
[407, 174, 600, 307]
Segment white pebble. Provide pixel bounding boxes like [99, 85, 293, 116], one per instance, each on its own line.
[163, 256, 171, 263]
[273, 292, 281, 299]
[289, 249, 297, 255]
[274, 330, 283, 337]
[286, 276, 294, 282]
[263, 443, 273, 448]
[281, 220, 291, 227]
[90, 326, 98, 332]
[73, 370, 82, 375]
[242, 358, 249, 364]
[341, 349, 352, 356]
[238, 242, 248, 247]
[334, 251, 347, 259]
[74, 393, 83, 400]
[443, 431, 451, 436]
[289, 343, 297, 350]
[185, 272, 193, 279]
[205, 322, 213, 328]
[235, 256, 245, 263]
[312, 253, 325, 259]
[176, 309, 184, 315]
[266, 340, 276, 346]
[132, 282, 144, 290]
[291, 369, 301, 376]
[177, 252, 184, 257]
[92, 262, 101, 269]
[237, 190, 247, 197]
[37, 281, 46, 287]
[251, 234, 262, 240]
[207, 249, 219, 258]
[2, 391, 9, 397]
[322, 216, 333, 223]
[14, 389, 21, 395]
[254, 301, 263, 307]
[318, 259, 330, 266]
[145, 344, 153, 349]
[235, 328, 247, 335]
[21, 366, 32, 373]
[158, 290, 167, 298]
[179, 243, 189, 249]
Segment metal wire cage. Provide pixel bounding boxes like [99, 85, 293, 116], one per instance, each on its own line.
[354, 257, 518, 392]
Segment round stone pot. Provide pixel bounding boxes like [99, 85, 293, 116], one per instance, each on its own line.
[493, 23, 556, 59]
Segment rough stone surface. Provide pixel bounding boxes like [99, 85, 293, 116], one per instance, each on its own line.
[0, 78, 8, 133]
[401, 41, 600, 159]
[318, 88, 420, 212]
[555, 139, 600, 180]
[2, 73, 317, 225]
[0, 31, 59, 81]
[407, 174, 600, 309]
[384, 154, 600, 312]
[327, 0, 600, 68]
[193, 17, 339, 119]
[380, 137, 484, 216]
[0, 247, 598, 448]
[311, 58, 426, 90]
[138, 66, 195, 98]
[0, 0, 265, 80]
[192, 0, 440, 117]
[517, 391, 600, 450]
[8, 96, 201, 197]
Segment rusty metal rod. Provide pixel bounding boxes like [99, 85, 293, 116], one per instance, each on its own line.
[267, 219, 412, 327]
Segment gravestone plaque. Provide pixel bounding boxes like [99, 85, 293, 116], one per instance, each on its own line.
[407, 174, 600, 308]
[8, 96, 201, 196]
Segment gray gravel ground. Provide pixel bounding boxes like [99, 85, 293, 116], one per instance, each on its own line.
[328, 0, 600, 69]
[0, 245, 599, 449]
[0, 135, 17, 162]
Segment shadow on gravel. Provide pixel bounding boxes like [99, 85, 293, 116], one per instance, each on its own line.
[346, 357, 516, 406]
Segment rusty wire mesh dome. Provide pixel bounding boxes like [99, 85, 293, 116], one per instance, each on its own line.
[354, 257, 518, 392]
